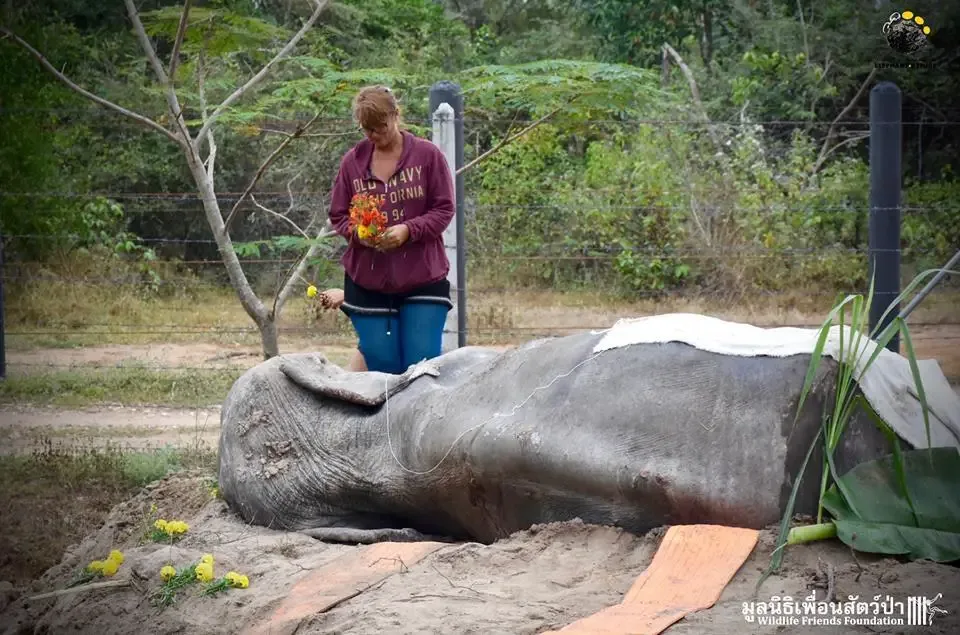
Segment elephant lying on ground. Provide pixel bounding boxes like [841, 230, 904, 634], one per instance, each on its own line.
[217, 315, 956, 544]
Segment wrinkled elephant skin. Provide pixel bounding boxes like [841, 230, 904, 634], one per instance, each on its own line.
[217, 331, 889, 544]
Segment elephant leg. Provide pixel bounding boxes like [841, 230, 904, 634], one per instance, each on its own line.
[298, 526, 454, 544]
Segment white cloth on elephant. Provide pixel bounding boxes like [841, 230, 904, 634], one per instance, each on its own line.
[593, 313, 960, 450]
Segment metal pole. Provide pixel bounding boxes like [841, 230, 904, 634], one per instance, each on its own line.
[899, 249, 960, 321]
[429, 81, 467, 348]
[868, 81, 902, 352]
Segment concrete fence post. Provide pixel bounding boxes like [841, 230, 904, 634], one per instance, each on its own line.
[430, 81, 467, 351]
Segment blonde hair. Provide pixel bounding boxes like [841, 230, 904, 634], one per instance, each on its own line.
[352, 85, 401, 130]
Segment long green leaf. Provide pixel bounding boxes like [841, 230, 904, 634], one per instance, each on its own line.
[898, 318, 933, 449]
[822, 412, 862, 519]
[873, 268, 960, 338]
[756, 424, 824, 594]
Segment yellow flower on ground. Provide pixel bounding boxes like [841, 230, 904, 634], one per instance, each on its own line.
[306, 285, 318, 298]
[160, 565, 176, 582]
[225, 572, 250, 589]
[107, 550, 124, 565]
[87, 560, 105, 574]
[101, 558, 119, 577]
[195, 562, 214, 583]
[200, 554, 214, 566]
[165, 520, 189, 535]
[154, 519, 168, 531]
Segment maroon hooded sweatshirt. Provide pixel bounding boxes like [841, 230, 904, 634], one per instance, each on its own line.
[328, 130, 455, 295]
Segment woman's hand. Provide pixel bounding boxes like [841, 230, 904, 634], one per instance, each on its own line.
[319, 288, 344, 310]
[378, 224, 410, 251]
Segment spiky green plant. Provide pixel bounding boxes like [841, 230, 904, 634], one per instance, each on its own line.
[759, 267, 958, 585]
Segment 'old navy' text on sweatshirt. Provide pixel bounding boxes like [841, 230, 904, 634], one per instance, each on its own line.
[328, 130, 455, 294]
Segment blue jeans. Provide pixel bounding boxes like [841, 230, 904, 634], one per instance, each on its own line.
[348, 302, 450, 374]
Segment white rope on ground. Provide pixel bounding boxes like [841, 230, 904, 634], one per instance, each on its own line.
[384, 346, 611, 476]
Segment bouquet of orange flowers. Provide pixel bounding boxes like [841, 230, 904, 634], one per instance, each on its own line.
[348, 193, 388, 245]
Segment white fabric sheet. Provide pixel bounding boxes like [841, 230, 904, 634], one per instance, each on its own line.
[593, 313, 960, 450]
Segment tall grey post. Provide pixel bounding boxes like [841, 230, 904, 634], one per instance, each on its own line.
[429, 81, 467, 350]
[868, 81, 902, 353]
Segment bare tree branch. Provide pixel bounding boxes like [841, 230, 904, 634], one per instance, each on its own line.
[815, 133, 869, 169]
[168, 0, 193, 81]
[813, 68, 876, 174]
[457, 100, 573, 175]
[259, 127, 356, 138]
[273, 223, 337, 317]
[662, 43, 721, 148]
[796, 0, 810, 64]
[124, 0, 193, 145]
[251, 195, 312, 239]
[0, 26, 188, 149]
[223, 110, 326, 234]
[197, 49, 216, 179]
[193, 0, 330, 150]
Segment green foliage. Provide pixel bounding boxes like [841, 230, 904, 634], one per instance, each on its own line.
[731, 50, 836, 121]
[575, 0, 729, 67]
[821, 447, 960, 562]
[902, 169, 960, 270]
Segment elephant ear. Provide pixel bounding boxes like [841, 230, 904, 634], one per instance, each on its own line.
[279, 353, 439, 407]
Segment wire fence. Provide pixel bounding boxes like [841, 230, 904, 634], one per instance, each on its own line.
[2, 111, 959, 390]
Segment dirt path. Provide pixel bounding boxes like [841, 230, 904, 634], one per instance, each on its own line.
[0, 405, 221, 454]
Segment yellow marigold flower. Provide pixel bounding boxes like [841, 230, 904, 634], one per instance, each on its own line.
[160, 565, 176, 582]
[357, 225, 372, 240]
[101, 558, 119, 577]
[195, 562, 214, 583]
[306, 285, 318, 298]
[200, 554, 214, 566]
[154, 519, 168, 531]
[107, 550, 124, 565]
[165, 520, 189, 535]
[87, 560, 105, 573]
[235, 574, 249, 589]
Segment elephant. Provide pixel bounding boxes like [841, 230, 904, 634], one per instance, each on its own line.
[216, 315, 958, 545]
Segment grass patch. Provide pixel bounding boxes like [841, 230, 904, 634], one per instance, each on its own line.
[0, 367, 242, 407]
[0, 442, 216, 586]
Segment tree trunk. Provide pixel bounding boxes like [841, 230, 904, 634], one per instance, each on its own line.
[184, 149, 278, 359]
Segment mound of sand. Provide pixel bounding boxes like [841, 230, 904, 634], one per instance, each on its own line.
[1, 472, 957, 635]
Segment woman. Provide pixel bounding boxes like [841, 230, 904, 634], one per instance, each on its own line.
[327, 85, 455, 375]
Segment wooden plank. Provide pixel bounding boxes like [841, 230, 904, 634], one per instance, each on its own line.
[542, 524, 760, 635]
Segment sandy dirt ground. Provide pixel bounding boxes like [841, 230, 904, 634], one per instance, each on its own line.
[0, 472, 957, 635]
